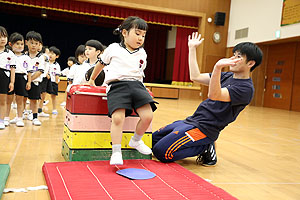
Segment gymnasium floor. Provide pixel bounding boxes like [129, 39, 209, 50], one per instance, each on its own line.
[0, 93, 300, 200]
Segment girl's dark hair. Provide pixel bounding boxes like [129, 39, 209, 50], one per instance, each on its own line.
[0, 26, 8, 37]
[113, 16, 148, 42]
[85, 39, 105, 51]
[40, 46, 49, 54]
[233, 42, 263, 72]
[67, 56, 77, 63]
[26, 31, 42, 43]
[9, 32, 24, 44]
[49, 46, 61, 56]
[75, 44, 85, 59]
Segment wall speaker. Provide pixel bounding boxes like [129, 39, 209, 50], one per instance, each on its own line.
[214, 12, 226, 26]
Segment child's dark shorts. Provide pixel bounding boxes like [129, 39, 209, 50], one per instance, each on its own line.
[107, 81, 157, 117]
[28, 82, 41, 100]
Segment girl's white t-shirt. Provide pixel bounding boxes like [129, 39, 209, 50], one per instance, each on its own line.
[0, 49, 16, 74]
[49, 62, 61, 82]
[100, 43, 147, 85]
[14, 54, 31, 74]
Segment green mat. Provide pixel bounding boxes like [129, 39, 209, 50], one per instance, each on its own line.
[0, 164, 10, 199]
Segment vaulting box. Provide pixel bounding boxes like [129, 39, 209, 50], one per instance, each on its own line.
[66, 85, 109, 115]
[63, 125, 152, 149]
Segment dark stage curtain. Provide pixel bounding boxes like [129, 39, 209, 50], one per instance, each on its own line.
[144, 26, 168, 83]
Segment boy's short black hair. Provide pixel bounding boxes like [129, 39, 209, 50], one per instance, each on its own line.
[67, 56, 77, 63]
[75, 44, 85, 59]
[85, 40, 105, 51]
[49, 46, 61, 56]
[233, 42, 263, 72]
[0, 26, 8, 37]
[9, 32, 24, 44]
[26, 31, 42, 43]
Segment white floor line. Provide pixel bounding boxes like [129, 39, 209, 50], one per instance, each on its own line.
[9, 130, 26, 167]
[86, 165, 113, 200]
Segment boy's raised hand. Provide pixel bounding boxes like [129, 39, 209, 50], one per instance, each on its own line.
[215, 56, 242, 69]
[188, 32, 204, 48]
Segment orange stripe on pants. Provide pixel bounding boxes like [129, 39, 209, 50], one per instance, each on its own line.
[167, 138, 191, 159]
[165, 135, 188, 160]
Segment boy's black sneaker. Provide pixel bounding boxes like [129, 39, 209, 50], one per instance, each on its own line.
[196, 143, 217, 166]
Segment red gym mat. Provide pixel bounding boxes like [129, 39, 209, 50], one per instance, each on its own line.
[43, 160, 237, 200]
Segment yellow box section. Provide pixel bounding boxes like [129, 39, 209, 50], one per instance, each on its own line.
[63, 125, 152, 149]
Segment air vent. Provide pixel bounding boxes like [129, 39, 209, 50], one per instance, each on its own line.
[235, 27, 248, 39]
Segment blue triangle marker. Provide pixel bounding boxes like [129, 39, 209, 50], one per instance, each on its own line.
[116, 168, 156, 180]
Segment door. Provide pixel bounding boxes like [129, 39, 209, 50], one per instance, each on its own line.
[263, 43, 296, 110]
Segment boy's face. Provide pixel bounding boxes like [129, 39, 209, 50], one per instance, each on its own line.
[26, 39, 40, 53]
[49, 51, 59, 62]
[85, 46, 100, 59]
[77, 54, 87, 64]
[229, 51, 254, 73]
[67, 60, 74, 67]
[11, 40, 24, 53]
[0, 35, 8, 48]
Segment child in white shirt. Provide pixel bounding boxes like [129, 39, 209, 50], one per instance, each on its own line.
[88, 16, 157, 165]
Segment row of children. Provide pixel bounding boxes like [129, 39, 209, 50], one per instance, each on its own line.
[0, 26, 61, 129]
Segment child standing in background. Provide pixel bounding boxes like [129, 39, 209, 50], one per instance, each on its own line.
[25, 31, 45, 126]
[72, 39, 105, 85]
[38, 45, 52, 117]
[88, 16, 157, 165]
[60, 56, 76, 107]
[6, 32, 31, 127]
[61, 56, 76, 77]
[0, 26, 16, 129]
[67, 44, 86, 88]
[48, 46, 61, 115]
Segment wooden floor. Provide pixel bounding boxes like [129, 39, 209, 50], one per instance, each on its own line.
[1, 93, 300, 200]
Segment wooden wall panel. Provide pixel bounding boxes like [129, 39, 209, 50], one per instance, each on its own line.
[250, 45, 267, 107]
[263, 43, 296, 110]
[291, 42, 300, 111]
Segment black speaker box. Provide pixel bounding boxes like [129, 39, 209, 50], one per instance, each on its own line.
[214, 12, 226, 26]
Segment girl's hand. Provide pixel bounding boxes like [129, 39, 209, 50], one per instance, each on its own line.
[188, 32, 204, 49]
[8, 82, 14, 93]
[26, 82, 31, 90]
[88, 79, 96, 86]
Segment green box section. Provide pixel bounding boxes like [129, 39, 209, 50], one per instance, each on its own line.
[0, 164, 10, 199]
[62, 140, 151, 161]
